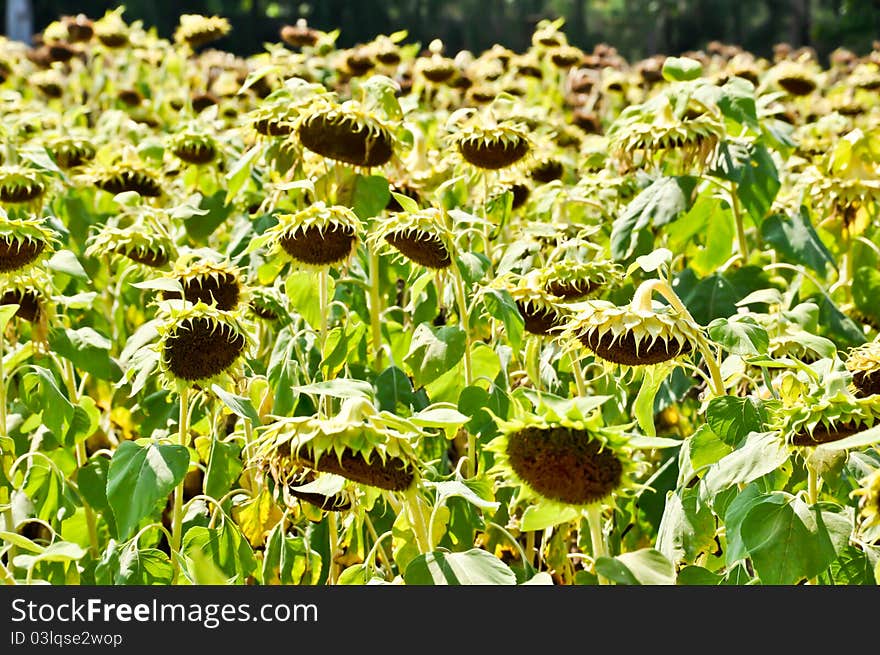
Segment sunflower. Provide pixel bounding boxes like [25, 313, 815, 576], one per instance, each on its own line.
[252, 397, 421, 493]
[167, 129, 219, 166]
[280, 19, 321, 49]
[491, 271, 571, 337]
[368, 207, 455, 270]
[485, 397, 643, 509]
[0, 269, 54, 347]
[248, 285, 290, 324]
[845, 341, 880, 397]
[0, 166, 50, 209]
[86, 159, 163, 198]
[537, 257, 621, 301]
[173, 14, 231, 50]
[449, 115, 532, 171]
[297, 99, 395, 168]
[160, 256, 247, 311]
[93, 7, 130, 48]
[277, 469, 353, 513]
[560, 298, 703, 367]
[254, 201, 362, 269]
[85, 221, 177, 270]
[149, 300, 252, 392]
[0, 213, 58, 274]
[46, 134, 96, 170]
[772, 59, 819, 96]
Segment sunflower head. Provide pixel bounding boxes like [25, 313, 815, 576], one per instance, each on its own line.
[93, 7, 130, 48]
[84, 207, 178, 271]
[607, 92, 724, 171]
[280, 19, 321, 49]
[537, 257, 621, 301]
[368, 207, 455, 270]
[252, 397, 421, 493]
[255, 201, 362, 269]
[852, 468, 880, 530]
[167, 128, 219, 166]
[297, 98, 395, 168]
[86, 158, 163, 198]
[845, 341, 880, 397]
[777, 381, 880, 448]
[173, 14, 231, 50]
[449, 112, 533, 171]
[161, 255, 247, 311]
[249, 285, 291, 324]
[0, 166, 51, 209]
[772, 59, 819, 96]
[490, 271, 571, 337]
[47, 134, 96, 170]
[0, 212, 58, 274]
[486, 396, 641, 509]
[151, 300, 252, 392]
[0, 268, 54, 348]
[417, 52, 458, 84]
[560, 298, 702, 367]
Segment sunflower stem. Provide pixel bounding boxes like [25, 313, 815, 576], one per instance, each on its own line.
[368, 250, 384, 370]
[0, 327, 16, 568]
[525, 530, 537, 569]
[364, 513, 394, 580]
[586, 504, 610, 585]
[730, 182, 749, 264]
[318, 267, 331, 418]
[326, 510, 339, 585]
[405, 489, 431, 554]
[170, 386, 191, 584]
[451, 266, 476, 478]
[807, 463, 819, 505]
[631, 279, 725, 397]
[570, 351, 588, 397]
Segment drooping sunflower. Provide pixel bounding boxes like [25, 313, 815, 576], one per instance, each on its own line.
[771, 59, 819, 97]
[86, 158, 163, 198]
[486, 397, 645, 510]
[252, 397, 421, 493]
[297, 98, 396, 168]
[173, 14, 231, 50]
[93, 7, 130, 48]
[560, 298, 703, 367]
[0, 213, 58, 274]
[537, 257, 621, 301]
[85, 218, 177, 271]
[449, 113, 533, 171]
[0, 166, 51, 210]
[845, 341, 880, 397]
[0, 268, 54, 347]
[254, 202, 362, 270]
[167, 127, 219, 166]
[490, 271, 571, 337]
[46, 134, 96, 170]
[160, 256, 247, 311]
[248, 285, 291, 324]
[368, 207, 455, 270]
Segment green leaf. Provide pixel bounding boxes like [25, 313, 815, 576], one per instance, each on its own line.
[701, 431, 789, 500]
[184, 190, 233, 240]
[520, 503, 580, 532]
[712, 142, 779, 225]
[741, 493, 838, 584]
[633, 361, 674, 437]
[49, 327, 121, 381]
[661, 56, 703, 81]
[351, 174, 390, 220]
[428, 480, 500, 511]
[211, 385, 260, 426]
[716, 76, 759, 131]
[595, 549, 676, 585]
[677, 565, 723, 585]
[106, 441, 190, 540]
[853, 267, 880, 328]
[687, 424, 733, 477]
[96, 542, 173, 585]
[374, 366, 415, 412]
[656, 486, 716, 564]
[224, 144, 261, 205]
[482, 288, 525, 350]
[611, 176, 696, 260]
[0, 304, 18, 331]
[182, 522, 257, 584]
[13, 541, 86, 569]
[47, 250, 89, 280]
[707, 316, 770, 356]
[291, 378, 374, 400]
[23, 366, 74, 437]
[761, 208, 836, 276]
[403, 548, 517, 585]
[204, 439, 243, 500]
[263, 524, 322, 585]
[404, 323, 467, 389]
[705, 396, 768, 446]
[814, 423, 880, 453]
[829, 545, 876, 585]
[285, 271, 332, 331]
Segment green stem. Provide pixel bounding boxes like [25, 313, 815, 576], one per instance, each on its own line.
[807, 464, 819, 505]
[730, 183, 749, 264]
[170, 386, 191, 584]
[364, 514, 394, 580]
[570, 351, 588, 397]
[0, 328, 15, 568]
[368, 251, 384, 370]
[586, 505, 609, 585]
[525, 530, 537, 569]
[451, 268, 476, 478]
[326, 511, 339, 585]
[405, 489, 431, 554]
[318, 268, 331, 418]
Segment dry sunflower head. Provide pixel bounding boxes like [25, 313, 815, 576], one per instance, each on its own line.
[173, 14, 231, 50]
[0, 165, 52, 209]
[252, 396, 422, 493]
[845, 341, 880, 397]
[447, 108, 533, 171]
[489, 270, 570, 337]
[253, 201, 362, 270]
[0, 211, 58, 274]
[368, 206, 455, 270]
[537, 257, 621, 301]
[160, 255, 247, 311]
[297, 96, 396, 168]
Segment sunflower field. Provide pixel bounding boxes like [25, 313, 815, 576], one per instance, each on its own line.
[0, 8, 879, 588]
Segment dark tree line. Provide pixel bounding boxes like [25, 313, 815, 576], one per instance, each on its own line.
[7, 0, 880, 62]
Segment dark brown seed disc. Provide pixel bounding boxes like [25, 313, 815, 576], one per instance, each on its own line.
[857, 78, 880, 90]
[117, 88, 142, 106]
[288, 486, 352, 512]
[163, 272, 240, 310]
[385, 230, 452, 269]
[510, 183, 530, 209]
[459, 135, 529, 170]
[778, 76, 816, 96]
[506, 426, 623, 505]
[422, 65, 456, 83]
[298, 113, 393, 167]
[853, 370, 880, 397]
[280, 24, 319, 48]
[551, 52, 581, 68]
[163, 317, 245, 381]
[531, 159, 564, 183]
[0, 182, 45, 204]
[253, 118, 294, 136]
[376, 50, 401, 66]
[37, 82, 63, 99]
[96, 170, 162, 197]
[173, 142, 217, 165]
[310, 448, 414, 492]
[545, 278, 601, 300]
[733, 69, 759, 86]
[122, 247, 169, 268]
[469, 89, 496, 104]
[48, 42, 76, 63]
[97, 33, 128, 48]
[250, 302, 279, 321]
[517, 64, 543, 79]
[791, 420, 867, 447]
[191, 92, 219, 113]
[516, 301, 564, 336]
[0, 289, 41, 322]
[346, 53, 375, 76]
[581, 328, 692, 366]
[537, 35, 562, 47]
[64, 17, 94, 43]
[0, 238, 44, 272]
[184, 28, 226, 49]
[278, 223, 356, 266]
[54, 147, 94, 169]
